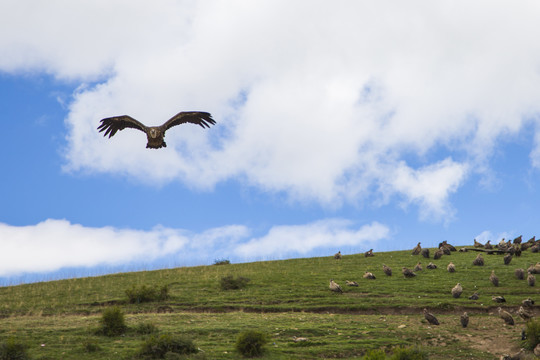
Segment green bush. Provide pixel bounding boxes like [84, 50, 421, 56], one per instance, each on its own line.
[0, 338, 30, 360]
[126, 284, 169, 304]
[236, 330, 267, 357]
[82, 339, 101, 353]
[390, 346, 428, 360]
[523, 318, 540, 350]
[213, 259, 231, 265]
[364, 349, 387, 360]
[220, 275, 250, 290]
[135, 322, 159, 335]
[97, 306, 127, 337]
[137, 334, 197, 358]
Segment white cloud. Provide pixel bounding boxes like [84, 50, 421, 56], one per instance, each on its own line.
[235, 219, 390, 258]
[0, 218, 388, 278]
[2, 1, 540, 218]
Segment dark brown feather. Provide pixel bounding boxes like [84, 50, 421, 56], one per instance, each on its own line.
[97, 115, 147, 137]
[162, 111, 215, 131]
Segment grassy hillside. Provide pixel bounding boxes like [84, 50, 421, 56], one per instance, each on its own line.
[0, 246, 539, 359]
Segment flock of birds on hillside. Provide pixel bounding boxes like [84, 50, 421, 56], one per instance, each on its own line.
[330, 236, 540, 359]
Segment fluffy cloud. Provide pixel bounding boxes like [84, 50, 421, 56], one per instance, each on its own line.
[0, 219, 388, 278]
[2, 1, 540, 217]
[235, 219, 389, 258]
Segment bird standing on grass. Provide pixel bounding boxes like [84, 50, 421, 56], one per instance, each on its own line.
[460, 312, 469, 328]
[329, 279, 343, 293]
[412, 242, 422, 255]
[447, 262, 456, 273]
[490, 270, 499, 287]
[518, 306, 534, 321]
[98, 111, 215, 149]
[402, 267, 417, 278]
[498, 307, 515, 325]
[472, 254, 484, 266]
[423, 308, 439, 325]
[383, 264, 392, 276]
[528, 274, 536, 287]
[451, 283, 463, 298]
[363, 272, 376, 280]
[515, 268, 525, 280]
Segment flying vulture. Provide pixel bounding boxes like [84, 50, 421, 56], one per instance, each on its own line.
[97, 111, 215, 149]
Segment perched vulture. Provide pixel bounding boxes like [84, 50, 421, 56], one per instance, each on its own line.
[329, 279, 343, 293]
[490, 270, 499, 287]
[498, 307, 515, 326]
[518, 306, 534, 321]
[473, 239, 484, 248]
[468, 292, 479, 300]
[345, 280, 359, 287]
[334, 251, 342, 260]
[492, 296, 506, 303]
[484, 240, 493, 249]
[528, 274, 536, 287]
[411, 242, 422, 255]
[421, 248, 430, 258]
[439, 240, 456, 252]
[447, 262, 456, 273]
[440, 246, 451, 255]
[503, 253, 512, 265]
[451, 283, 463, 298]
[515, 268, 525, 280]
[402, 267, 417, 278]
[522, 297, 535, 308]
[426, 262, 437, 270]
[364, 249, 374, 257]
[413, 262, 423, 272]
[460, 312, 469, 328]
[363, 272, 376, 280]
[528, 263, 540, 274]
[383, 264, 392, 276]
[513, 235, 523, 244]
[472, 254, 484, 266]
[423, 308, 439, 325]
[433, 249, 444, 260]
[97, 111, 216, 149]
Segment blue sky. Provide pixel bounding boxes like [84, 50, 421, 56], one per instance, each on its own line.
[1, 1, 540, 284]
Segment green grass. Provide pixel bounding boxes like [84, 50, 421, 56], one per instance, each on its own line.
[0, 247, 538, 359]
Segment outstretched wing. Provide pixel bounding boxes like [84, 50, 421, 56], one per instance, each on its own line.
[161, 111, 216, 131]
[97, 115, 147, 138]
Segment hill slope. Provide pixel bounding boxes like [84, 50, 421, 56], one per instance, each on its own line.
[0, 246, 539, 359]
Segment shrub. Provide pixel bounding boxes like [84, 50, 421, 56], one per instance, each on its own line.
[137, 334, 197, 358]
[97, 306, 127, 336]
[364, 349, 386, 360]
[82, 339, 101, 353]
[135, 322, 159, 335]
[236, 330, 267, 357]
[0, 338, 30, 360]
[213, 259, 231, 265]
[126, 284, 170, 304]
[220, 275, 250, 290]
[389, 346, 428, 360]
[523, 318, 540, 350]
